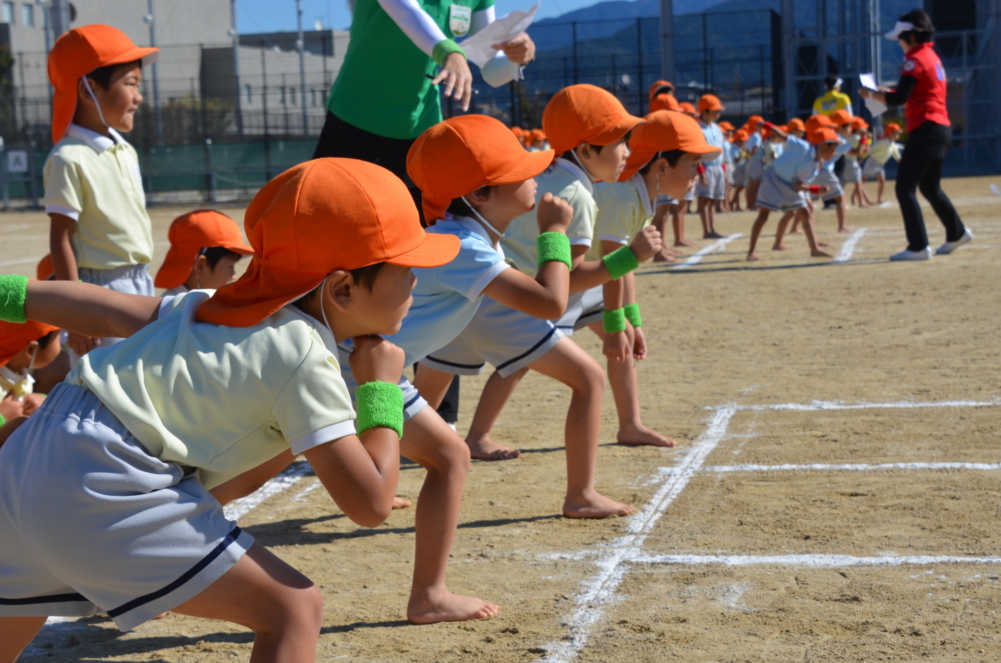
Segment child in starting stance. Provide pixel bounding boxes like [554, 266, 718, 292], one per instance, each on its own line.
[862, 122, 903, 204]
[154, 210, 254, 296]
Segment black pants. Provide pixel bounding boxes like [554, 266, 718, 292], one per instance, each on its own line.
[895, 122, 966, 251]
[314, 111, 460, 423]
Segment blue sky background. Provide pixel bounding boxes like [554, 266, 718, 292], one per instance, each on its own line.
[237, 0, 580, 34]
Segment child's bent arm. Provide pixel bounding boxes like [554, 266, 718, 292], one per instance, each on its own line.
[569, 226, 662, 292]
[49, 213, 79, 282]
[303, 427, 400, 528]
[25, 280, 161, 338]
[482, 260, 568, 319]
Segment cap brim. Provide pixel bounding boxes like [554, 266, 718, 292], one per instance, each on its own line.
[386, 231, 460, 269]
[221, 241, 255, 255]
[105, 47, 160, 68]
[154, 244, 200, 289]
[591, 114, 645, 147]
[490, 149, 554, 186]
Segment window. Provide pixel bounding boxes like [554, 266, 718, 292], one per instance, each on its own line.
[2, 2, 15, 24]
[21, 2, 32, 26]
[242, 84, 252, 105]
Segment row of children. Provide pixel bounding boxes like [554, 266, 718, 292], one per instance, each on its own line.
[1, 23, 725, 662]
[511, 126, 550, 152]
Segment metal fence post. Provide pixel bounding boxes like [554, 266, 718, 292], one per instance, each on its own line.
[636, 18, 643, 113]
[572, 22, 579, 84]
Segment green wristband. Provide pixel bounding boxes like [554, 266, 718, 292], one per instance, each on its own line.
[602, 245, 640, 280]
[536, 232, 572, 270]
[0, 275, 29, 324]
[432, 39, 467, 67]
[356, 381, 404, 438]
[0, 413, 6, 427]
[602, 308, 627, 334]
[624, 303, 642, 328]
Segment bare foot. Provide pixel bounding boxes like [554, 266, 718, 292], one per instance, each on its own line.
[563, 490, 635, 518]
[617, 426, 677, 447]
[466, 435, 521, 461]
[818, 241, 831, 248]
[876, 199, 883, 204]
[652, 249, 678, 263]
[393, 496, 412, 509]
[674, 238, 698, 248]
[772, 243, 793, 251]
[811, 249, 833, 258]
[408, 589, 500, 624]
[788, 228, 803, 235]
[703, 231, 725, 240]
[747, 205, 758, 212]
[838, 226, 855, 233]
[747, 252, 759, 261]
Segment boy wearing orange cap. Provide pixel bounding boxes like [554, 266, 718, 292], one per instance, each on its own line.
[0, 320, 62, 444]
[746, 128, 839, 261]
[43, 25, 160, 358]
[742, 115, 767, 210]
[811, 109, 856, 232]
[648, 80, 678, 113]
[695, 94, 728, 239]
[0, 158, 460, 658]
[155, 210, 254, 296]
[586, 110, 721, 447]
[862, 123, 904, 204]
[787, 117, 807, 139]
[845, 118, 874, 207]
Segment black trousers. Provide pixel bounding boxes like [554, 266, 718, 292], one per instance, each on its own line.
[895, 121, 966, 251]
[314, 111, 461, 423]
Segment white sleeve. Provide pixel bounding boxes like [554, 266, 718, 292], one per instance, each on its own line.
[378, 0, 448, 58]
[471, 6, 525, 87]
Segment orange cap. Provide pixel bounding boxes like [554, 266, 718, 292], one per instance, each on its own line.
[530, 129, 547, 141]
[851, 117, 869, 131]
[47, 25, 160, 145]
[0, 318, 60, 368]
[733, 129, 749, 141]
[679, 101, 697, 116]
[649, 93, 680, 113]
[154, 210, 254, 290]
[830, 109, 853, 126]
[648, 80, 675, 101]
[697, 94, 724, 112]
[36, 255, 55, 281]
[511, 126, 526, 137]
[748, 115, 765, 126]
[407, 115, 554, 223]
[619, 111, 724, 181]
[787, 118, 806, 132]
[808, 128, 840, 145]
[884, 122, 902, 136]
[542, 84, 643, 156]
[196, 159, 459, 328]
[806, 114, 835, 133]
[719, 121, 734, 132]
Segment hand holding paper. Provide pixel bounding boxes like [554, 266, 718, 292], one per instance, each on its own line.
[859, 72, 888, 117]
[460, 4, 539, 68]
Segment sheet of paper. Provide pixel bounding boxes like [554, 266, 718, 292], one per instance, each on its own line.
[859, 72, 887, 117]
[460, 4, 539, 68]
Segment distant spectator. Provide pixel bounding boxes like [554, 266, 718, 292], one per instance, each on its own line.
[813, 74, 854, 117]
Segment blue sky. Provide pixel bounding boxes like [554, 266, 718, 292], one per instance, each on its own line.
[237, 0, 579, 34]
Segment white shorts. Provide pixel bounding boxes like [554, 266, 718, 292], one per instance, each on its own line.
[745, 158, 764, 182]
[862, 158, 885, 180]
[841, 159, 862, 184]
[696, 163, 726, 200]
[654, 194, 676, 209]
[555, 286, 604, 334]
[337, 347, 428, 421]
[0, 383, 253, 631]
[420, 296, 564, 378]
[78, 264, 156, 349]
[756, 168, 808, 212]
[814, 168, 844, 201]
[732, 163, 747, 188]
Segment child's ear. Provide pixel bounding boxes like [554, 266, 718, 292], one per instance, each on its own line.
[325, 271, 354, 313]
[77, 78, 98, 105]
[467, 186, 491, 206]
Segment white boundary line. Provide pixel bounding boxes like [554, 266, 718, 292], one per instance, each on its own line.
[738, 398, 1001, 412]
[629, 554, 1001, 567]
[672, 233, 743, 269]
[537, 405, 737, 663]
[223, 460, 313, 520]
[704, 461, 1001, 473]
[834, 227, 867, 262]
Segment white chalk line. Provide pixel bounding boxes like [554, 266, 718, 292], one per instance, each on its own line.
[734, 398, 1001, 412]
[704, 461, 1001, 473]
[536, 405, 737, 663]
[671, 233, 743, 269]
[833, 227, 867, 263]
[628, 554, 1001, 567]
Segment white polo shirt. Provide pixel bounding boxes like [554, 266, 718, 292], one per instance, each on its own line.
[43, 124, 154, 270]
[501, 158, 596, 277]
[67, 290, 356, 490]
[868, 138, 904, 166]
[586, 174, 653, 260]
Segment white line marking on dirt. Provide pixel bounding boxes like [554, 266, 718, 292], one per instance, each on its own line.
[536, 405, 737, 663]
[629, 554, 1001, 567]
[834, 227, 867, 262]
[704, 461, 1001, 473]
[672, 233, 743, 269]
[223, 460, 313, 521]
[737, 398, 1001, 412]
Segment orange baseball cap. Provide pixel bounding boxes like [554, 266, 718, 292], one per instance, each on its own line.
[719, 121, 734, 132]
[47, 25, 159, 145]
[787, 118, 806, 132]
[734, 129, 749, 141]
[511, 126, 526, 137]
[648, 80, 675, 100]
[154, 210, 254, 290]
[830, 109, 853, 126]
[679, 101, 697, 116]
[407, 115, 553, 223]
[806, 114, 835, 133]
[697, 94, 724, 112]
[808, 128, 840, 145]
[851, 118, 869, 131]
[649, 93, 681, 113]
[542, 84, 643, 156]
[0, 318, 60, 368]
[619, 111, 723, 181]
[530, 129, 547, 142]
[36, 255, 55, 281]
[748, 115, 765, 126]
[884, 122, 902, 136]
[196, 159, 459, 328]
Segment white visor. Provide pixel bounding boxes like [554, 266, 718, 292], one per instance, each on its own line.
[885, 21, 915, 40]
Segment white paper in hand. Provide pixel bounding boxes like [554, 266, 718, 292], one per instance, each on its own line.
[859, 73, 887, 117]
[460, 4, 539, 68]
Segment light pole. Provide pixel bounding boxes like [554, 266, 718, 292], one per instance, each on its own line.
[295, 0, 308, 136]
[658, 0, 674, 83]
[231, 0, 243, 136]
[144, 0, 163, 144]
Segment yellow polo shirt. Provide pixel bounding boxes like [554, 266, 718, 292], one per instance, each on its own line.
[812, 90, 853, 117]
[501, 158, 595, 278]
[67, 290, 356, 490]
[586, 175, 653, 260]
[43, 124, 154, 270]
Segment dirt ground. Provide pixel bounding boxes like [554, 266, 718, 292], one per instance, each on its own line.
[4, 175, 1000, 662]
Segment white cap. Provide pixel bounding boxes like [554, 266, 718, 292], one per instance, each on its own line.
[885, 21, 915, 40]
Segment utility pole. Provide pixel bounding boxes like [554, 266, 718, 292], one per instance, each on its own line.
[658, 0, 674, 81]
[295, 0, 308, 136]
[49, 0, 70, 36]
[144, 0, 163, 144]
[231, 0, 244, 135]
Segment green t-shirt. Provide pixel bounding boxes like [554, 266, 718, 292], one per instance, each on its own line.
[330, 0, 493, 140]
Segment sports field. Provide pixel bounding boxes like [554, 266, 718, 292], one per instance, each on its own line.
[4, 176, 1000, 662]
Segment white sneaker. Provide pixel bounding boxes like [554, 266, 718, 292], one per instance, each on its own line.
[936, 229, 974, 255]
[890, 247, 933, 261]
